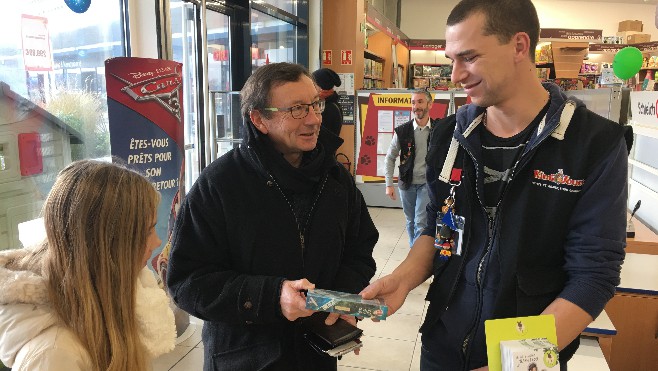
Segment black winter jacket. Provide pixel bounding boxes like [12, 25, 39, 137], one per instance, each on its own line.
[167, 124, 378, 371]
[420, 82, 629, 369]
[321, 91, 343, 136]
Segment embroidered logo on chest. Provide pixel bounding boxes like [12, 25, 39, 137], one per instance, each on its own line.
[532, 168, 584, 193]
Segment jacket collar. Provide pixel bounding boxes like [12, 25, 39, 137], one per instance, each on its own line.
[455, 82, 584, 144]
[413, 118, 432, 131]
[438, 82, 584, 184]
[242, 119, 344, 180]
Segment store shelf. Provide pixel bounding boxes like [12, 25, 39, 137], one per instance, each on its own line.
[630, 121, 658, 140]
[364, 75, 384, 81]
[364, 49, 385, 61]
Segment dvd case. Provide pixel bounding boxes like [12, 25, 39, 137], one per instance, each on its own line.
[305, 288, 388, 320]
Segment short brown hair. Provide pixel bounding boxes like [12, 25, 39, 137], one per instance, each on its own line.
[240, 62, 312, 120]
[447, 0, 540, 62]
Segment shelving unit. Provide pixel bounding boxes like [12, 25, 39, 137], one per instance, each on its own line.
[408, 63, 452, 89]
[363, 49, 385, 89]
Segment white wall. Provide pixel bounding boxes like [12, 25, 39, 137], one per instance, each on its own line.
[401, 0, 658, 41]
[534, 1, 658, 40]
[400, 0, 459, 39]
[309, 0, 322, 71]
[128, 0, 159, 58]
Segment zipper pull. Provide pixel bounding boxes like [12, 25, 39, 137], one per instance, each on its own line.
[487, 216, 494, 239]
[300, 233, 305, 252]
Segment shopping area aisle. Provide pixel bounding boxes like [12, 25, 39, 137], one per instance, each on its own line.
[153, 207, 430, 371]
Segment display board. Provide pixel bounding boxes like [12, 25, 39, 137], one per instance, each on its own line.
[354, 90, 455, 207]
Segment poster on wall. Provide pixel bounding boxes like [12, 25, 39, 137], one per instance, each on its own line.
[336, 73, 355, 94]
[338, 94, 355, 124]
[105, 57, 184, 284]
[356, 92, 450, 182]
[21, 15, 53, 71]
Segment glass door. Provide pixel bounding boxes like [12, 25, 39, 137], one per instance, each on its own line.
[170, 0, 232, 187]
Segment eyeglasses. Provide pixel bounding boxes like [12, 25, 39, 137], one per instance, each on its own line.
[263, 99, 325, 119]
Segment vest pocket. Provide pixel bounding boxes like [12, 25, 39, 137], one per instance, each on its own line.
[515, 270, 566, 314]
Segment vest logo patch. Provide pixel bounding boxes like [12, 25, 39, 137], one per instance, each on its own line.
[532, 168, 584, 193]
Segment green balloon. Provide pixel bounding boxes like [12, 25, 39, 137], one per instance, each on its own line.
[613, 47, 644, 80]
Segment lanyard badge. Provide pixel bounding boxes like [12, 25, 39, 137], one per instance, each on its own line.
[435, 169, 466, 261]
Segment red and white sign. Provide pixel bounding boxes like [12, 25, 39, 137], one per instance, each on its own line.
[212, 49, 229, 61]
[322, 50, 332, 65]
[21, 15, 53, 72]
[341, 50, 353, 65]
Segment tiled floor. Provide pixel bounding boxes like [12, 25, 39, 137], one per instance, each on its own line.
[152, 207, 610, 370]
[153, 207, 427, 371]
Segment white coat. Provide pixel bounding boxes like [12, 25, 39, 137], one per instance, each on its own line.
[0, 247, 176, 370]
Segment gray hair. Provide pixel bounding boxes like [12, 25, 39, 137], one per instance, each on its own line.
[412, 89, 432, 102]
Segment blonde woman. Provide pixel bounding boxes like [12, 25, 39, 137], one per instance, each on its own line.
[0, 160, 176, 370]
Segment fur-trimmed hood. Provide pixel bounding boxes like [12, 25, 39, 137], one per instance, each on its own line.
[0, 248, 176, 367]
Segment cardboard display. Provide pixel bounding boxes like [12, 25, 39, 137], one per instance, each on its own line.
[550, 41, 589, 79]
[618, 20, 643, 32]
[628, 34, 651, 44]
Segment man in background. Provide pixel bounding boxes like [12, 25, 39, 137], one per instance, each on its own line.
[384, 89, 435, 246]
[313, 67, 344, 136]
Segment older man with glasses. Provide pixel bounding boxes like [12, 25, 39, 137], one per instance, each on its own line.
[167, 62, 379, 371]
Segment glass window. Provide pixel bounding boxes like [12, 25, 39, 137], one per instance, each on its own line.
[207, 10, 231, 92]
[170, 0, 201, 187]
[251, 10, 296, 72]
[0, 0, 125, 250]
[253, 0, 297, 15]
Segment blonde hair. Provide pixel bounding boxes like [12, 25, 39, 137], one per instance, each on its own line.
[41, 159, 160, 371]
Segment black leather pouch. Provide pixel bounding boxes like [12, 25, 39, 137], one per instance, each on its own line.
[301, 313, 363, 356]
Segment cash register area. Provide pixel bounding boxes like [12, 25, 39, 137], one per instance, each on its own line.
[153, 207, 614, 371]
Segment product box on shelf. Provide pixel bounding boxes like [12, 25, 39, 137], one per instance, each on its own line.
[413, 78, 429, 89]
[606, 35, 625, 44]
[627, 33, 651, 44]
[618, 20, 643, 32]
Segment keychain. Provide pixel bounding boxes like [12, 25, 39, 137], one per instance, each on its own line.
[434, 186, 465, 261]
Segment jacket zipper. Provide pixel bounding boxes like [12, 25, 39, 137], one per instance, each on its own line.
[267, 174, 329, 267]
[459, 135, 542, 367]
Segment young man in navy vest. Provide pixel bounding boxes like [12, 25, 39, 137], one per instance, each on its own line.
[384, 89, 435, 246]
[363, 0, 630, 369]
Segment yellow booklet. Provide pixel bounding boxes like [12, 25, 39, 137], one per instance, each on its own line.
[484, 314, 558, 371]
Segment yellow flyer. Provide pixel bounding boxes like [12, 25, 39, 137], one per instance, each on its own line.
[484, 314, 558, 371]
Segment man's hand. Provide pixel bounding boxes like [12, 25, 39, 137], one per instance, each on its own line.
[360, 274, 409, 318]
[324, 313, 361, 355]
[385, 186, 396, 201]
[280, 279, 315, 321]
[324, 312, 357, 326]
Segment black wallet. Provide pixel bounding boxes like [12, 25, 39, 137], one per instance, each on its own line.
[302, 313, 363, 357]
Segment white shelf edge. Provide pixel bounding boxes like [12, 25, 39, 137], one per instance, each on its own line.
[629, 121, 658, 140]
[629, 158, 658, 177]
[629, 177, 658, 202]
